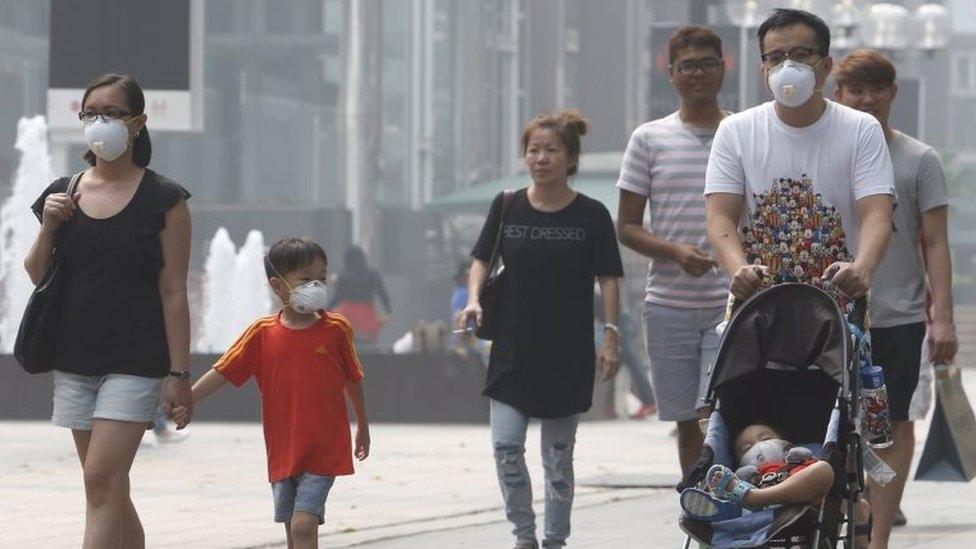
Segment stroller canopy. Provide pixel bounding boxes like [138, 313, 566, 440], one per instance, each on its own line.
[710, 284, 850, 390]
[706, 284, 853, 444]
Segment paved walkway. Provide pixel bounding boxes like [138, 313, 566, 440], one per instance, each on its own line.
[2, 375, 975, 548]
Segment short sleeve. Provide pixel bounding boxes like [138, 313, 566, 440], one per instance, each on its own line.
[213, 320, 265, 387]
[30, 178, 70, 223]
[143, 176, 192, 236]
[916, 148, 948, 213]
[590, 201, 624, 277]
[334, 316, 365, 382]
[853, 119, 896, 201]
[616, 129, 652, 197]
[471, 191, 506, 261]
[704, 120, 745, 195]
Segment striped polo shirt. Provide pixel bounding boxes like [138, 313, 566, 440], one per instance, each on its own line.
[616, 111, 729, 308]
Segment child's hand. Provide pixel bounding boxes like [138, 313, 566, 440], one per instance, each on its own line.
[170, 405, 191, 430]
[355, 425, 370, 460]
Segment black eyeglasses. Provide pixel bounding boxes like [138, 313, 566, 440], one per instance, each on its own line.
[78, 108, 133, 124]
[671, 57, 724, 76]
[760, 46, 823, 67]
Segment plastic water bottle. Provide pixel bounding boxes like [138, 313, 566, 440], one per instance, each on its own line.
[862, 445, 897, 486]
[860, 364, 893, 449]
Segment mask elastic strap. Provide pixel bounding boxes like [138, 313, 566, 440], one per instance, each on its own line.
[267, 260, 295, 292]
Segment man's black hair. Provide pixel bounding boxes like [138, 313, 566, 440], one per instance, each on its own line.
[757, 8, 830, 57]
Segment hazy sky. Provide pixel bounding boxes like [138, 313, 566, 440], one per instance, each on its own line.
[952, 0, 976, 34]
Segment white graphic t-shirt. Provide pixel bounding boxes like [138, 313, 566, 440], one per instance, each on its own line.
[704, 100, 894, 284]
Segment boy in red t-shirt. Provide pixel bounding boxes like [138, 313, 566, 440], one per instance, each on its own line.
[176, 237, 369, 549]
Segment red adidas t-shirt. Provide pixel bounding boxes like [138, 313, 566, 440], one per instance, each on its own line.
[214, 311, 365, 482]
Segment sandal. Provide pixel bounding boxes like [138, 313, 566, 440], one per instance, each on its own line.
[680, 487, 744, 522]
[705, 464, 755, 504]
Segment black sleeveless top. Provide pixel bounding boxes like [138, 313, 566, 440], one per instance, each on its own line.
[31, 169, 191, 378]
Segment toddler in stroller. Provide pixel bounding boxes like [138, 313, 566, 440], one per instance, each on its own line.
[676, 283, 872, 548]
[680, 423, 834, 522]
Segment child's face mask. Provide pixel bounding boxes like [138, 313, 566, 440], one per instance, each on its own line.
[286, 280, 329, 314]
[741, 438, 792, 468]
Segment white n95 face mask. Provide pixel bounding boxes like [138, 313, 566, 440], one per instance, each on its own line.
[741, 438, 791, 469]
[83, 118, 131, 162]
[289, 280, 329, 314]
[768, 60, 817, 108]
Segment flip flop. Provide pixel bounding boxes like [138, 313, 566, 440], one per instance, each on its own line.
[680, 487, 744, 522]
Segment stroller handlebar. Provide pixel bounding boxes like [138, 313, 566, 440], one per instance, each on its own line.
[726, 282, 867, 328]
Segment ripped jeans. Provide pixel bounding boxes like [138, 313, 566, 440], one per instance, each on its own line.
[490, 398, 580, 548]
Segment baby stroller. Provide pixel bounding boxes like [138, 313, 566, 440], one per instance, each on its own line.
[677, 283, 868, 548]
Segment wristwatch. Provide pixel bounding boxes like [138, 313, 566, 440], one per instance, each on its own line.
[168, 370, 191, 381]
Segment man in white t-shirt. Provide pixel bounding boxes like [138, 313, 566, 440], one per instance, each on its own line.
[704, 8, 894, 305]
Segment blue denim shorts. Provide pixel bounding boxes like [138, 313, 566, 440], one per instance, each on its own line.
[52, 371, 164, 430]
[272, 473, 335, 524]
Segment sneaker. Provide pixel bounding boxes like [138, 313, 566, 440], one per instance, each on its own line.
[680, 487, 743, 522]
[630, 403, 657, 419]
[514, 541, 539, 549]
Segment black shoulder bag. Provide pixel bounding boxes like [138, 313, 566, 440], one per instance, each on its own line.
[476, 190, 516, 340]
[14, 172, 82, 374]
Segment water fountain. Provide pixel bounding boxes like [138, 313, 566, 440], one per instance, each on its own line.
[195, 228, 273, 352]
[0, 116, 55, 352]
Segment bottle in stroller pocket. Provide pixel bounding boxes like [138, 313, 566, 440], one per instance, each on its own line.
[860, 364, 893, 449]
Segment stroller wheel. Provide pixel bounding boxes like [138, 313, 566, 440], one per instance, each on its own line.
[680, 488, 744, 522]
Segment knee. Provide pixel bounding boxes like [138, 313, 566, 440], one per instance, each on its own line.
[543, 442, 574, 500]
[493, 441, 528, 489]
[83, 466, 125, 506]
[290, 513, 319, 541]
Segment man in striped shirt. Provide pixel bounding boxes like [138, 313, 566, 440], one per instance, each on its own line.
[617, 26, 730, 475]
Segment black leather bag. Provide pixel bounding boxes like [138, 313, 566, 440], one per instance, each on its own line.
[14, 173, 82, 374]
[476, 190, 515, 340]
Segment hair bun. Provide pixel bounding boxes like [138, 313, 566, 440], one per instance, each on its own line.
[558, 109, 589, 137]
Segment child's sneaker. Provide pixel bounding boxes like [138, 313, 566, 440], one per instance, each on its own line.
[680, 487, 743, 522]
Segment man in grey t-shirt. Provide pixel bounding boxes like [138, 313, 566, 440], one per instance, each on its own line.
[836, 50, 958, 548]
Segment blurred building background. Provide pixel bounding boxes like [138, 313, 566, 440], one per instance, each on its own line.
[0, 0, 974, 343]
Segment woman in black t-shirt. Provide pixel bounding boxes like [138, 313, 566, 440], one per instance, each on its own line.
[24, 74, 192, 548]
[458, 110, 624, 548]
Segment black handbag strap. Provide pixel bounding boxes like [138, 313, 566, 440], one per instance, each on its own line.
[485, 190, 516, 276]
[53, 172, 83, 249]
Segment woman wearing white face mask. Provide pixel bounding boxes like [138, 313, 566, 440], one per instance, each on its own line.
[24, 73, 192, 549]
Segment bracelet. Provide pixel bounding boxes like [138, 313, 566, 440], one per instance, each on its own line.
[168, 370, 191, 381]
[603, 323, 620, 336]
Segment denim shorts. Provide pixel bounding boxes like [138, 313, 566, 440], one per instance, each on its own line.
[272, 473, 335, 524]
[52, 371, 164, 430]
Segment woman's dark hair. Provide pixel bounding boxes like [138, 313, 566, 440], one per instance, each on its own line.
[521, 109, 589, 176]
[343, 245, 369, 273]
[265, 237, 329, 278]
[81, 73, 152, 168]
[757, 8, 830, 58]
